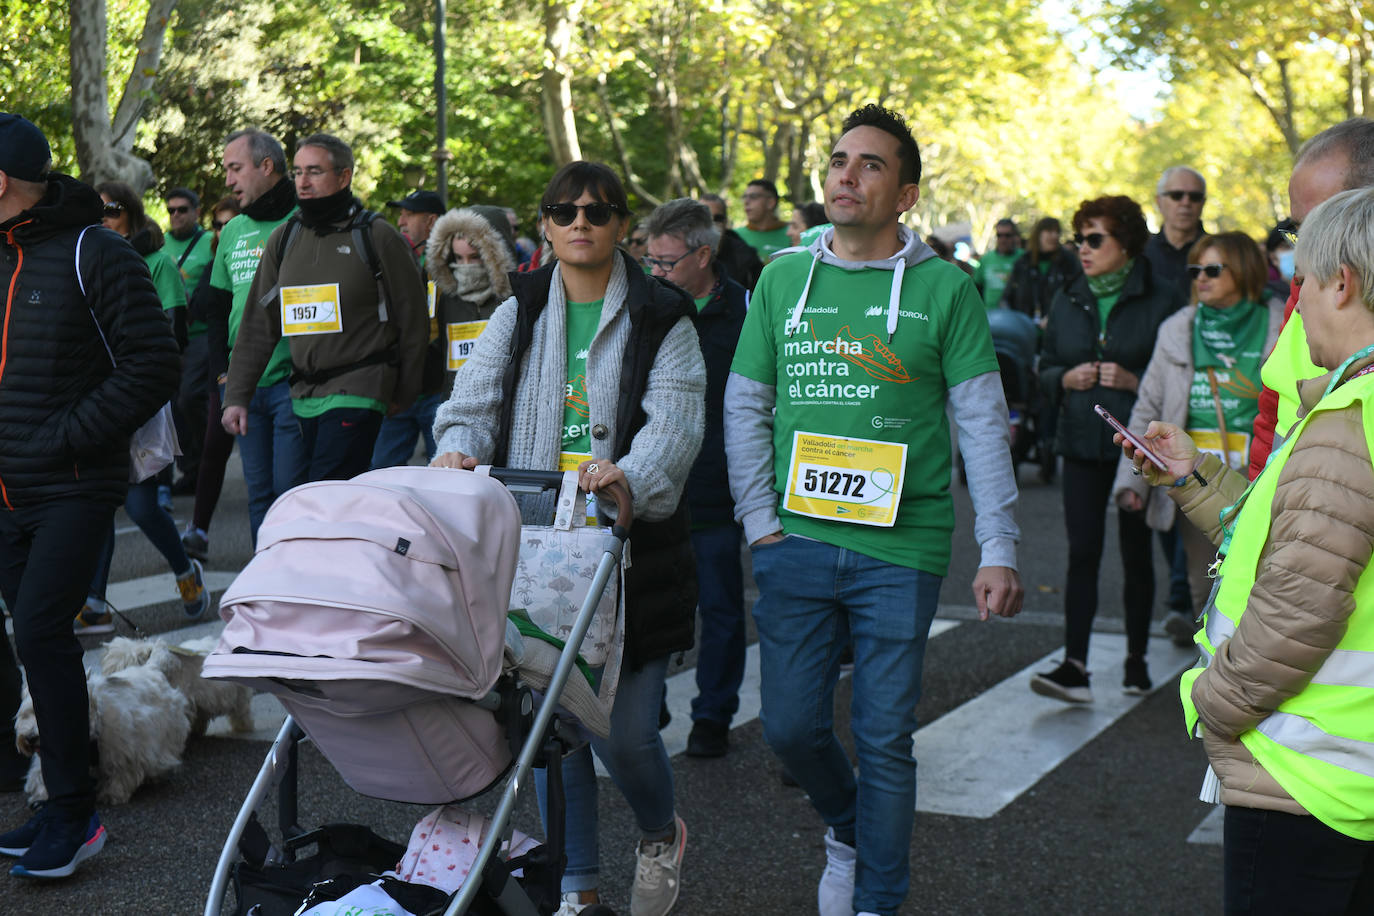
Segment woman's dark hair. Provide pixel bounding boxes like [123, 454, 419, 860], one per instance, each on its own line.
[1188, 231, 1268, 303]
[796, 201, 828, 229]
[540, 161, 629, 218]
[1028, 216, 1062, 268]
[96, 180, 162, 248]
[1071, 195, 1148, 258]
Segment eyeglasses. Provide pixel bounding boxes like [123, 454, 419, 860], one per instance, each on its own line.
[641, 248, 703, 272]
[102, 202, 124, 217]
[1186, 262, 1228, 279]
[289, 166, 343, 179]
[1163, 190, 1205, 203]
[1073, 232, 1112, 249]
[711, 214, 726, 224]
[742, 192, 771, 201]
[167, 205, 191, 215]
[541, 202, 625, 227]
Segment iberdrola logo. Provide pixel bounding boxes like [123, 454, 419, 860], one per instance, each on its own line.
[565, 374, 589, 417]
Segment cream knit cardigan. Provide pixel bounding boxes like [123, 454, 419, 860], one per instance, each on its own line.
[432, 254, 705, 522]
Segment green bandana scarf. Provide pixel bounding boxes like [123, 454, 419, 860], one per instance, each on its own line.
[1086, 260, 1132, 299]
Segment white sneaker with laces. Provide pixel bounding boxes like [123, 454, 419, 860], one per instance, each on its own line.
[555, 891, 591, 915]
[630, 814, 686, 916]
[818, 828, 856, 916]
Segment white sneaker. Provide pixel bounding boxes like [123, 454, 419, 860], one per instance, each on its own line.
[555, 891, 592, 915]
[818, 828, 856, 916]
[631, 814, 685, 916]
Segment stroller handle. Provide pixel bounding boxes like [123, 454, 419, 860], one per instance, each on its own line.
[485, 467, 634, 538]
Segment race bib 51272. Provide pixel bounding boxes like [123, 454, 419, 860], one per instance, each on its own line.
[783, 431, 906, 527]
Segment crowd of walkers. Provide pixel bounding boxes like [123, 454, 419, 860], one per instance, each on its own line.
[0, 102, 1372, 916]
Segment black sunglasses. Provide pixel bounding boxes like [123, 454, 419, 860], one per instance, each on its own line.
[102, 202, 125, 217]
[542, 202, 625, 227]
[1163, 190, 1205, 203]
[167, 205, 191, 215]
[212, 220, 228, 230]
[1073, 232, 1112, 249]
[1187, 262, 1228, 279]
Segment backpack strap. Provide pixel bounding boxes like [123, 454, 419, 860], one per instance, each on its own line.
[174, 227, 206, 268]
[351, 210, 390, 323]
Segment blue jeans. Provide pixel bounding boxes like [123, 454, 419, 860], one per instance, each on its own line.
[534, 655, 675, 892]
[689, 523, 746, 725]
[89, 478, 192, 601]
[370, 393, 441, 469]
[238, 380, 306, 545]
[750, 535, 942, 916]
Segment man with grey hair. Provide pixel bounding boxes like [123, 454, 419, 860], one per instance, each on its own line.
[1251, 117, 1374, 477]
[223, 133, 427, 483]
[201, 127, 304, 550]
[1144, 165, 1208, 295]
[643, 198, 749, 758]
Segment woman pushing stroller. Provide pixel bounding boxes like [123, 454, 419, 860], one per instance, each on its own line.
[431, 161, 705, 916]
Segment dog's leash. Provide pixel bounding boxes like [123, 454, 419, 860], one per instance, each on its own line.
[108, 603, 149, 639]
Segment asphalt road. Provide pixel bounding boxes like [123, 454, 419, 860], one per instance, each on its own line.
[0, 448, 1224, 915]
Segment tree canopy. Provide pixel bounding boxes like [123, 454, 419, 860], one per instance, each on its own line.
[6, 0, 1359, 247]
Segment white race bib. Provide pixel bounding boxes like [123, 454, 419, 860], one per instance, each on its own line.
[559, 451, 597, 524]
[447, 320, 488, 371]
[280, 284, 343, 336]
[783, 431, 906, 527]
[1187, 429, 1250, 471]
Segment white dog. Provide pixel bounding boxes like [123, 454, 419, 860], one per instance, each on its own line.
[15, 665, 192, 806]
[99, 636, 255, 736]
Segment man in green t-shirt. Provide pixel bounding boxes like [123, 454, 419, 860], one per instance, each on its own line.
[971, 218, 1023, 309]
[163, 187, 216, 492]
[734, 179, 792, 263]
[205, 128, 306, 546]
[724, 104, 1024, 916]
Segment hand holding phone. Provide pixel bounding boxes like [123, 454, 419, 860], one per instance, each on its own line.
[1094, 404, 1169, 471]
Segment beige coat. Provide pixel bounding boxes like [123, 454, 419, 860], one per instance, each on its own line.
[1168, 354, 1374, 814]
[1112, 300, 1283, 530]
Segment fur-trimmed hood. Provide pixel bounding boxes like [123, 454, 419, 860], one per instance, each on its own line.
[426, 206, 517, 300]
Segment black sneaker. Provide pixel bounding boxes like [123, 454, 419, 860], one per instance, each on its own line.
[9, 811, 106, 879]
[1030, 659, 1093, 703]
[1164, 611, 1197, 648]
[1123, 655, 1152, 696]
[686, 719, 729, 758]
[0, 807, 52, 857]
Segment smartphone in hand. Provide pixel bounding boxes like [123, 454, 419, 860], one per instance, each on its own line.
[1095, 404, 1169, 472]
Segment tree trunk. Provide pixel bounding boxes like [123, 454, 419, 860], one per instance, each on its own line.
[69, 0, 177, 191]
[540, 0, 583, 167]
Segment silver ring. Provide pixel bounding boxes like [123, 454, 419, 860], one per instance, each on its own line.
[587, 463, 600, 475]
[1130, 465, 1141, 476]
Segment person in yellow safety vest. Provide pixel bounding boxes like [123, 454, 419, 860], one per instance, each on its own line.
[1118, 186, 1374, 914]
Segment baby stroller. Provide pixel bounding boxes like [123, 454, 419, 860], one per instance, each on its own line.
[201, 465, 630, 916]
[986, 308, 1052, 480]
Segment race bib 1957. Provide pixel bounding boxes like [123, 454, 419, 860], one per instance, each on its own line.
[783, 431, 906, 527]
[280, 284, 343, 336]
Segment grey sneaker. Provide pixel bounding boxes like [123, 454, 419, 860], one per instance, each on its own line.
[1164, 611, 1197, 648]
[181, 527, 209, 562]
[631, 815, 685, 916]
[818, 828, 856, 916]
[177, 558, 210, 619]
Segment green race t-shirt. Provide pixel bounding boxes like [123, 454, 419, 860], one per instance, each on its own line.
[292, 393, 389, 418]
[562, 299, 604, 457]
[972, 249, 1022, 308]
[144, 249, 187, 311]
[693, 294, 712, 313]
[735, 226, 793, 262]
[210, 211, 297, 387]
[730, 252, 999, 575]
[163, 229, 214, 338]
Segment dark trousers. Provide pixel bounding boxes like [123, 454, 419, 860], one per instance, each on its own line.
[0, 498, 116, 816]
[175, 334, 209, 482]
[298, 407, 385, 482]
[1225, 806, 1374, 914]
[1061, 456, 1154, 663]
[191, 381, 235, 533]
[688, 523, 746, 725]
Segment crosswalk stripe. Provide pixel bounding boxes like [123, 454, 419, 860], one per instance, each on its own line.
[106, 570, 237, 614]
[913, 632, 1199, 818]
[1188, 805, 1225, 845]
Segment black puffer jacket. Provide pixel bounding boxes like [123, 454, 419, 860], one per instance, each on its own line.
[686, 265, 747, 526]
[1039, 258, 1182, 463]
[0, 175, 180, 508]
[1000, 246, 1082, 321]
